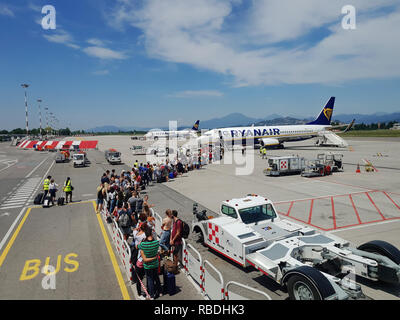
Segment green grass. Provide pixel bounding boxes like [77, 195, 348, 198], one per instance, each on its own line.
[338, 129, 400, 137]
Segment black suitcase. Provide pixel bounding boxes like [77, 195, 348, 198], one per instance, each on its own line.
[43, 196, 51, 208]
[57, 197, 65, 206]
[34, 193, 44, 205]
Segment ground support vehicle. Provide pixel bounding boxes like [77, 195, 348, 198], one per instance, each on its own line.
[147, 146, 174, 157]
[131, 145, 146, 155]
[105, 149, 122, 164]
[264, 156, 306, 176]
[55, 150, 70, 163]
[192, 195, 400, 300]
[317, 152, 343, 172]
[73, 152, 87, 168]
[301, 159, 332, 177]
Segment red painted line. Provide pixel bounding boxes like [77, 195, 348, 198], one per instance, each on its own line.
[278, 211, 332, 231]
[331, 197, 337, 229]
[383, 192, 400, 211]
[333, 217, 400, 231]
[286, 201, 294, 216]
[205, 243, 243, 266]
[275, 190, 374, 204]
[349, 194, 362, 224]
[246, 260, 269, 277]
[366, 192, 386, 220]
[308, 199, 314, 225]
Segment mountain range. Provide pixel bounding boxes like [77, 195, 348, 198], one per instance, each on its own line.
[87, 112, 400, 132]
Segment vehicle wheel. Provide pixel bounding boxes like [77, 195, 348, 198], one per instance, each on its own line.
[287, 275, 322, 300]
[154, 137, 158, 141]
[358, 240, 400, 264]
[193, 227, 204, 245]
[285, 266, 336, 300]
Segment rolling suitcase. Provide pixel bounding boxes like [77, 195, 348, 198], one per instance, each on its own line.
[57, 197, 65, 206]
[43, 196, 51, 208]
[34, 193, 44, 205]
[165, 272, 177, 295]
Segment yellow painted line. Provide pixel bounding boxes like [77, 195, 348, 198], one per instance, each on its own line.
[92, 201, 131, 300]
[29, 199, 96, 209]
[0, 208, 31, 268]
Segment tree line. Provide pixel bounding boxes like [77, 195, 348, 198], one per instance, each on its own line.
[331, 121, 398, 130]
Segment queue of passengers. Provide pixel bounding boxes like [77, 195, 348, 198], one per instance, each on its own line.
[95, 168, 184, 300]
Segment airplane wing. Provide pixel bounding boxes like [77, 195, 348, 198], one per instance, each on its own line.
[328, 119, 355, 133]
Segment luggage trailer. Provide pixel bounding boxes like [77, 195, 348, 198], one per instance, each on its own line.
[191, 195, 400, 300]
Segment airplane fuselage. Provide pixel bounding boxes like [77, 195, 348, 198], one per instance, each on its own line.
[199, 124, 330, 146]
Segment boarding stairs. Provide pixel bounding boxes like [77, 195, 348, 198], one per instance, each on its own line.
[316, 131, 348, 148]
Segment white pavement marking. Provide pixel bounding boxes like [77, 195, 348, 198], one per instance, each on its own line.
[0, 207, 26, 253]
[25, 156, 49, 178]
[0, 205, 23, 210]
[0, 212, 10, 217]
[0, 177, 43, 209]
[0, 160, 56, 255]
[82, 194, 94, 197]
[0, 159, 18, 174]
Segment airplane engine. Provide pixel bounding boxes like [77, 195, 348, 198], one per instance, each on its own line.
[260, 138, 280, 147]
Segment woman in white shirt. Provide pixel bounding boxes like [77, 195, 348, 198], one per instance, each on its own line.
[48, 179, 58, 205]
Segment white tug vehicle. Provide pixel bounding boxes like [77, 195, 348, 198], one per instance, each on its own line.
[191, 195, 400, 300]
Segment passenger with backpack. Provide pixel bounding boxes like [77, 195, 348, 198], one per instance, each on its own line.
[170, 210, 189, 268]
[117, 203, 135, 240]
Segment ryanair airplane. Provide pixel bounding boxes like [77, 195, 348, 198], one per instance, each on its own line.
[198, 97, 353, 148]
[144, 120, 200, 140]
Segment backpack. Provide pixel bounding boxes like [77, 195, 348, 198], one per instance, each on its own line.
[179, 219, 190, 239]
[119, 212, 130, 228]
[136, 198, 143, 213]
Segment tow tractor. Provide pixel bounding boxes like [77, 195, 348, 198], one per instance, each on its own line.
[73, 151, 87, 168]
[192, 195, 400, 300]
[317, 152, 343, 172]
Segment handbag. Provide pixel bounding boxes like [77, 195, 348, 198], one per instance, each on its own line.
[164, 257, 178, 275]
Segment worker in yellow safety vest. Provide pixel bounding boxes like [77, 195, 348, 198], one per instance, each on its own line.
[63, 177, 73, 203]
[262, 148, 267, 159]
[134, 160, 139, 169]
[43, 175, 51, 203]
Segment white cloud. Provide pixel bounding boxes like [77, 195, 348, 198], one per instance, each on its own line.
[106, 0, 400, 86]
[27, 2, 42, 12]
[87, 38, 106, 46]
[83, 46, 127, 60]
[167, 90, 224, 98]
[0, 4, 14, 17]
[92, 69, 110, 76]
[43, 30, 80, 49]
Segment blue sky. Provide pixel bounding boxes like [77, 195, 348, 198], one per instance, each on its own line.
[1, 0, 400, 131]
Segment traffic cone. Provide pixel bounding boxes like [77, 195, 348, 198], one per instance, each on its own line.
[356, 164, 361, 173]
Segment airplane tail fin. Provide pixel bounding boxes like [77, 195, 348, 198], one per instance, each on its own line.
[307, 97, 335, 126]
[192, 120, 200, 131]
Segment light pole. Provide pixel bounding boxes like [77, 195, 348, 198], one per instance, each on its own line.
[44, 107, 49, 136]
[21, 84, 29, 137]
[37, 99, 42, 137]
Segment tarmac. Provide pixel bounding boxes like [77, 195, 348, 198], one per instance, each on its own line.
[0, 135, 399, 300]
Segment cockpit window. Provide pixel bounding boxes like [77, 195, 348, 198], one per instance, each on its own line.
[238, 204, 277, 224]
